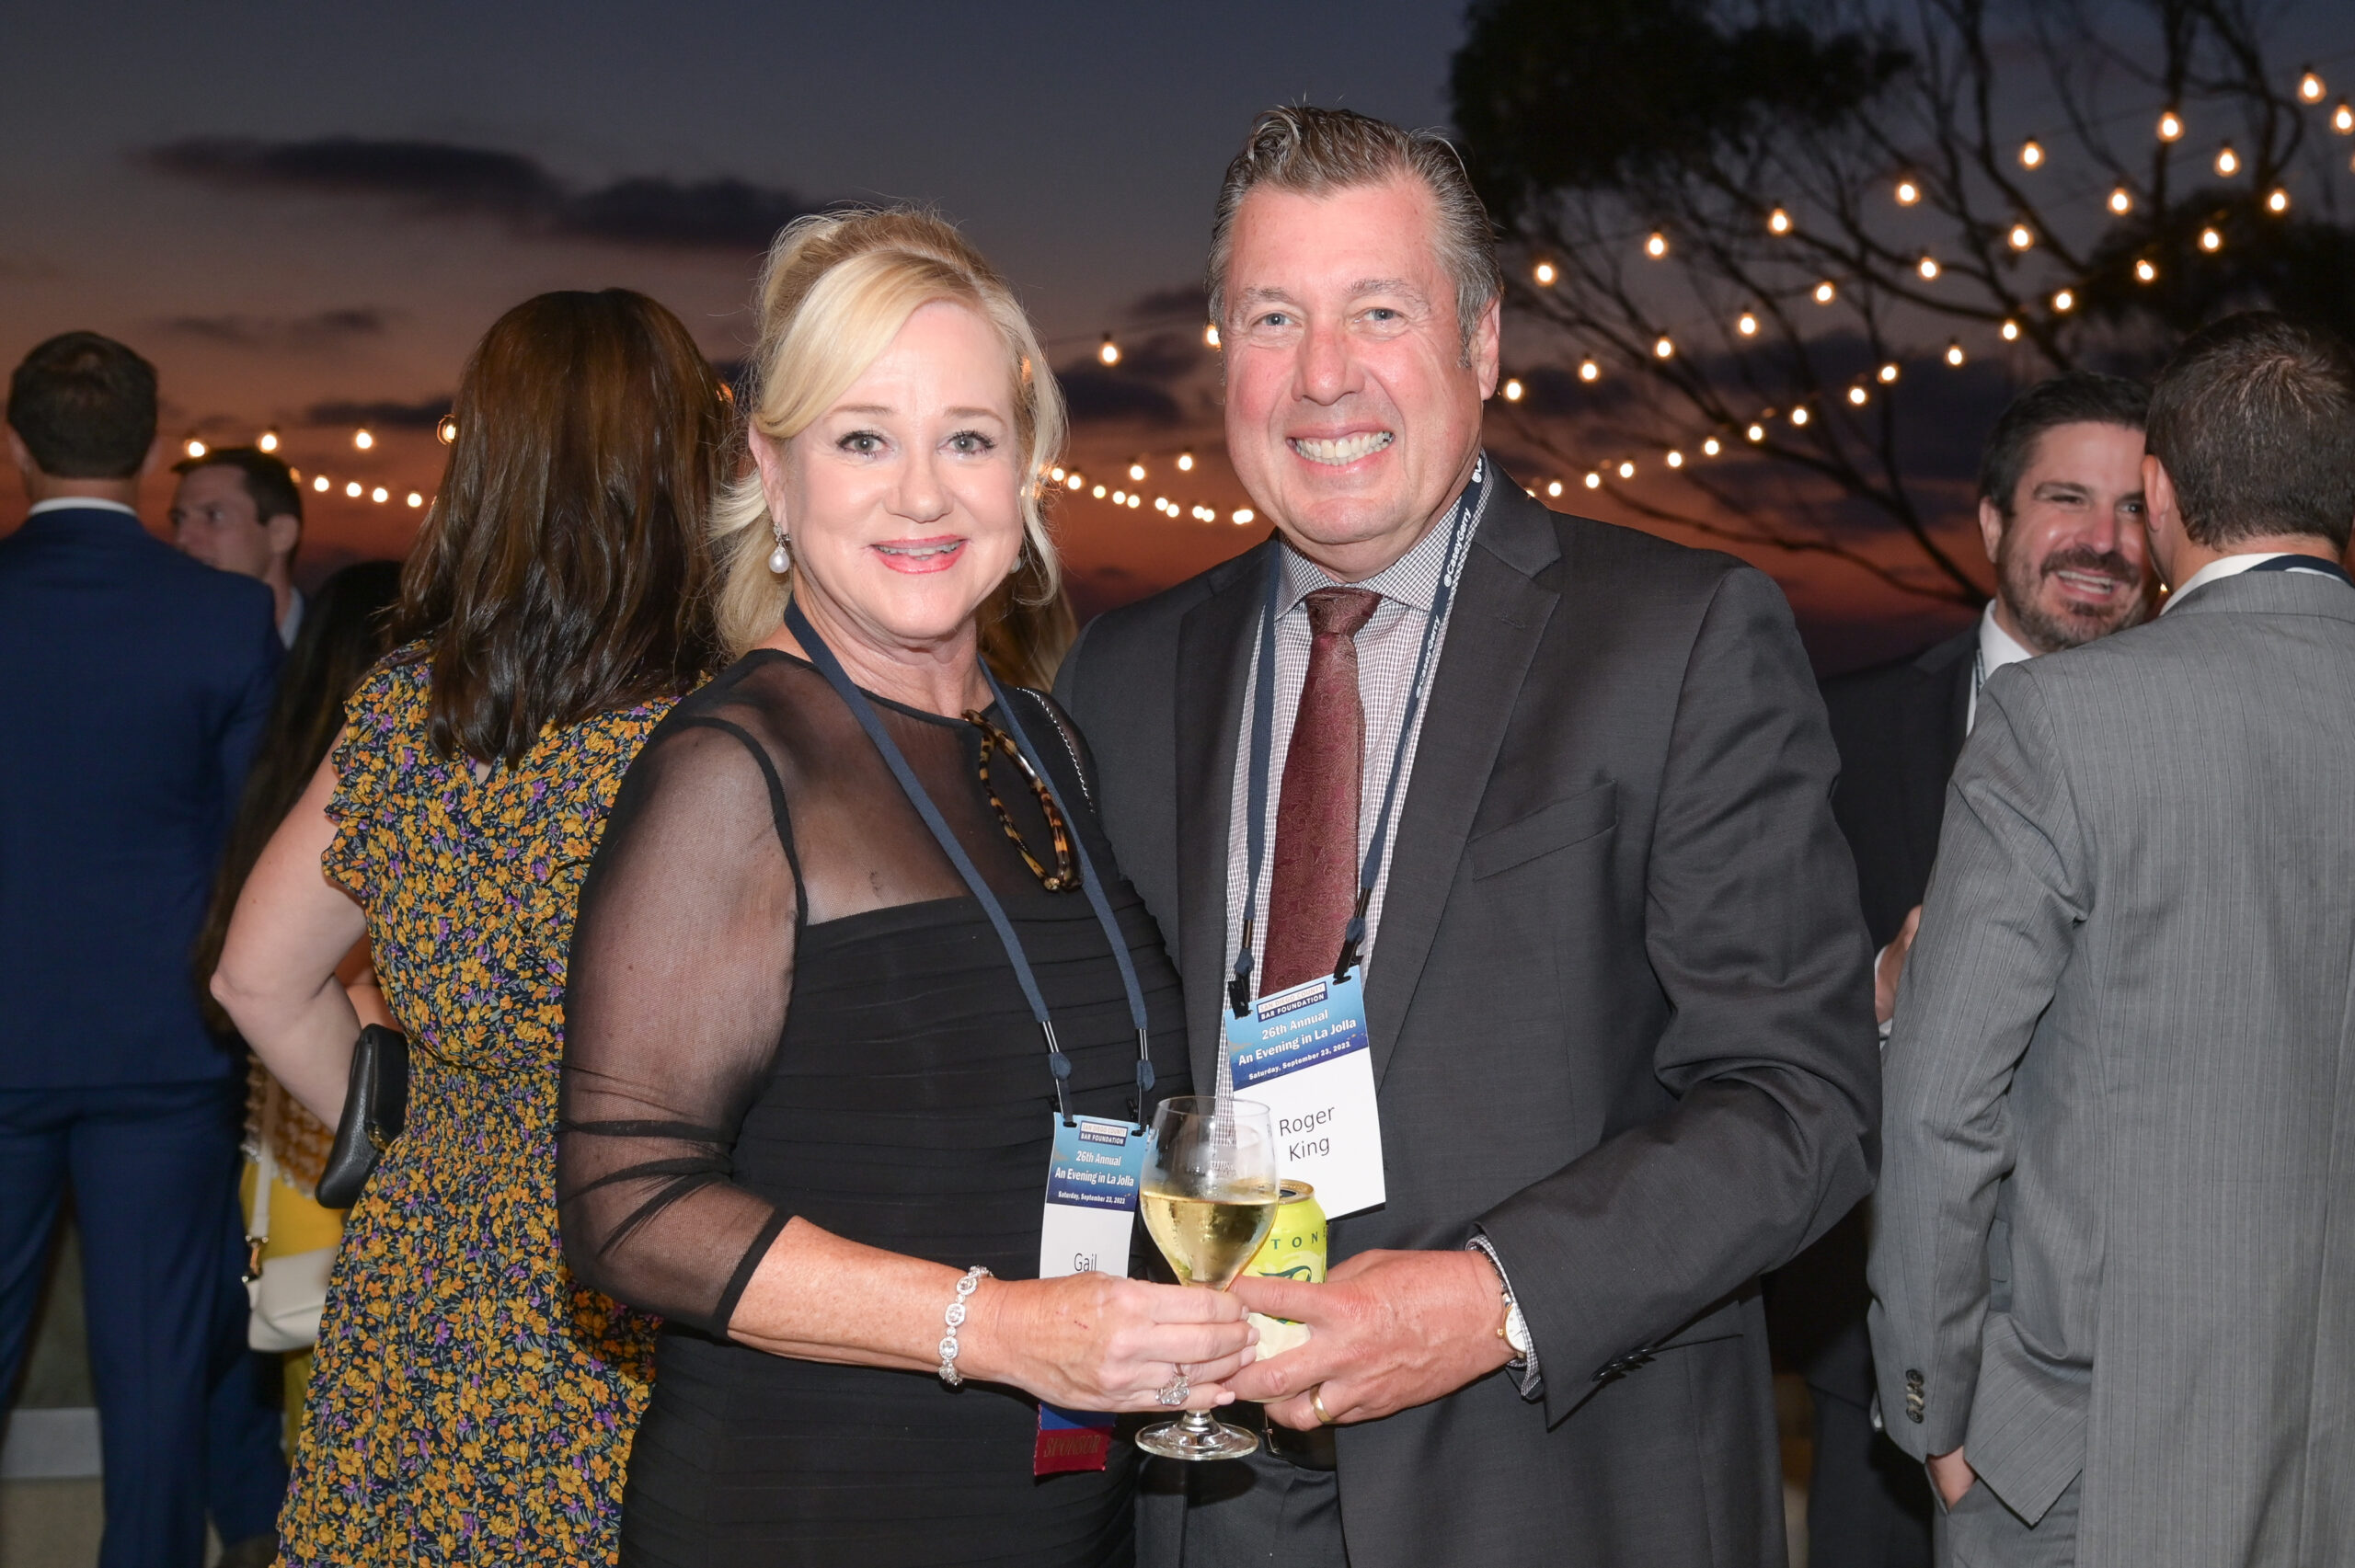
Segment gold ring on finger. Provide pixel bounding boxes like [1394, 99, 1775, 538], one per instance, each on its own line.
[1310, 1384, 1337, 1425]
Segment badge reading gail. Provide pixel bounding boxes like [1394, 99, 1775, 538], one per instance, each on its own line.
[1224, 970, 1384, 1219]
[1034, 1114, 1147, 1473]
[1040, 1114, 1144, 1280]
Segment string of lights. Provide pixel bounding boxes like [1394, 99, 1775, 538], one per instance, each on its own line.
[1504, 61, 2355, 498]
[178, 424, 430, 509]
[1041, 457, 1257, 525]
[1055, 61, 2355, 522]
[1522, 69, 2352, 314]
[164, 65, 2353, 537]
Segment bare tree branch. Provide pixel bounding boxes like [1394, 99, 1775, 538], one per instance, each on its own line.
[1452, 0, 2332, 609]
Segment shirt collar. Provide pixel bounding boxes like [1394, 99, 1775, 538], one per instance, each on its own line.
[2161, 551, 2300, 612]
[27, 497, 139, 520]
[1978, 600, 2038, 677]
[1274, 454, 1486, 616]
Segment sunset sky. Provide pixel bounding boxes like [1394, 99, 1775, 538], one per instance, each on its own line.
[6, 1, 2345, 671]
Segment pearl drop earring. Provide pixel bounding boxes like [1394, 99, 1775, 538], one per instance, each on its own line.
[768, 522, 791, 576]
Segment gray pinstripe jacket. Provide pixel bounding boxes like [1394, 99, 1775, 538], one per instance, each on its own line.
[1868, 567, 2355, 1566]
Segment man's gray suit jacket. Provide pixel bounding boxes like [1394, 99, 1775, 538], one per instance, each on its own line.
[1058, 472, 1880, 1566]
[1867, 568, 2355, 1566]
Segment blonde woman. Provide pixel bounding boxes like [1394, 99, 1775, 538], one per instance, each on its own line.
[557, 210, 1241, 1565]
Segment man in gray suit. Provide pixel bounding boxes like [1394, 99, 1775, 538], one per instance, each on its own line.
[1868, 310, 2355, 1566]
[1059, 105, 1879, 1566]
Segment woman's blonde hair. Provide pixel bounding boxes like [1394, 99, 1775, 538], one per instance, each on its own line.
[714, 208, 1075, 685]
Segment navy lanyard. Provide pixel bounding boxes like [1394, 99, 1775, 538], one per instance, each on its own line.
[785, 601, 1155, 1123]
[1227, 464, 1487, 1017]
[2243, 555, 2355, 587]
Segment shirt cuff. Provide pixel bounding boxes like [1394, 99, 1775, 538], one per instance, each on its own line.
[1464, 1231, 1543, 1400]
[1874, 939, 1896, 1048]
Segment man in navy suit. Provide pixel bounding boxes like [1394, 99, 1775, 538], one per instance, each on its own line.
[0, 332, 282, 1566]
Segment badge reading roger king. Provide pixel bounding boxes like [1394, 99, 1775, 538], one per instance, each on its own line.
[1223, 971, 1384, 1217]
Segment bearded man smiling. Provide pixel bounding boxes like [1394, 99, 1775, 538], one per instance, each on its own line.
[1777, 371, 2156, 1568]
[1978, 382, 2157, 657]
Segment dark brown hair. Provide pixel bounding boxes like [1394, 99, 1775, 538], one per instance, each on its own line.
[193, 561, 404, 1032]
[6, 331, 157, 478]
[2147, 312, 2355, 552]
[395, 289, 729, 765]
[173, 445, 305, 531]
[1977, 372, 2151, 521]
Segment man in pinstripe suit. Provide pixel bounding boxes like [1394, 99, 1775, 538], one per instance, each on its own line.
[1867, 310, 2355, 1567]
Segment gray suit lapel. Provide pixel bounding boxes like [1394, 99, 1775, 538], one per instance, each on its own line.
[1366, 482, 1561, 1082]
[1175, 543, 1274, 1093]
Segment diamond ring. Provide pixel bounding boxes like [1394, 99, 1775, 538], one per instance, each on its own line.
[1156, 1369, 1190, 1407]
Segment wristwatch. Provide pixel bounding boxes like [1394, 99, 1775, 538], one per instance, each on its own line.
[1465, 1234, 1543, 1398]
[1497, 1280, 1533, 1358]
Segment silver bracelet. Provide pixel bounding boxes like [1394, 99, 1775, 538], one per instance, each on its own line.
[936, 1265, 991, 1387]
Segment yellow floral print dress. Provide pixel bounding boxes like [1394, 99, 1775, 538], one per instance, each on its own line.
[278, 653, 671, 1565]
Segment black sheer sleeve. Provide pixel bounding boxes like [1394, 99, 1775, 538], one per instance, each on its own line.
[559, 717, 799, 1336]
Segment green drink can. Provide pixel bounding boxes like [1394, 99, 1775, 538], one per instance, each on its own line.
[1246, 1181, 1333, 1461]
[1243, 1179, 1327, 1290]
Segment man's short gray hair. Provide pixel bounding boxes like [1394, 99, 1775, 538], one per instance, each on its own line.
[1208, 106, 1503, 353]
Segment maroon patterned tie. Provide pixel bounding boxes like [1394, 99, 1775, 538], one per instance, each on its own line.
[1262, 587, 1382, 992]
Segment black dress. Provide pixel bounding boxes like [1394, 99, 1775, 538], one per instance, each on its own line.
[558, 651, 1189, 1568]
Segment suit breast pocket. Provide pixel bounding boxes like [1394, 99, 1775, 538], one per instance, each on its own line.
[1466, 781, 1617, 879]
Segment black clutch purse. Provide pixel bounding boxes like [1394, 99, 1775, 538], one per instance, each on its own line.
[316, 1024, 408, 1209]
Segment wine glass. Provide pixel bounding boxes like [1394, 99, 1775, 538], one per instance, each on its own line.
[1135, 1095, 1282, 1460]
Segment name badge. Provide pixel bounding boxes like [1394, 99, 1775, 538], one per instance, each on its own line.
[1224, 969, 1385, 1219]
[1035, 1114, 1144, 1474]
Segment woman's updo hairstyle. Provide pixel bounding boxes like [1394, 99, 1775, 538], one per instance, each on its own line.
[713, 208, 1074, 683]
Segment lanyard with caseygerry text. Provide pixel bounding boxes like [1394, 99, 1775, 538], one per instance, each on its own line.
[1227, 463, 1488, 1018]
[785, 600, 1155, 1121]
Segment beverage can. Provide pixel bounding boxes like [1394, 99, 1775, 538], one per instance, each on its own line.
[1242, 1179, 1326, 1288]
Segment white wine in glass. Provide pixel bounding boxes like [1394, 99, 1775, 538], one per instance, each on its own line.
[1135, 1095, 1281, 1461]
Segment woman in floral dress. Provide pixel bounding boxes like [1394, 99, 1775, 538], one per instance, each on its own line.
[213, 288, 729, 1564]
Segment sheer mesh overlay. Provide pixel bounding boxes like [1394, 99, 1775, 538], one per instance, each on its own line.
[558, 651, 1188, 1338]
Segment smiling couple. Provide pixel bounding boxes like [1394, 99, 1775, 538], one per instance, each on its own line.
[555, 106, 1879, 1567]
